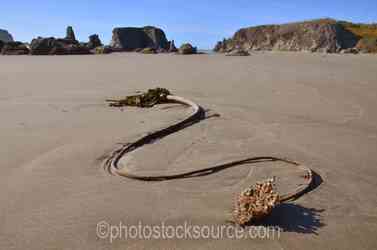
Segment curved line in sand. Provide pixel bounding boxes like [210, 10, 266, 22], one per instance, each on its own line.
[104, 95, 313, 202]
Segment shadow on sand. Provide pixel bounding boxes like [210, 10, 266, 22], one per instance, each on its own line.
[252, 171, 325, 234]
[257, 203, 326, 235]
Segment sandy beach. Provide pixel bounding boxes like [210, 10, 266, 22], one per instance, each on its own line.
[1, 52, 377, 249]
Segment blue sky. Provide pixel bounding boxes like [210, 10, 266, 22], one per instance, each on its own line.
[2, 0, 377, 49]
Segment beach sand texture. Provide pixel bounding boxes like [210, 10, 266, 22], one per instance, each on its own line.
[1, 52, 377, 249]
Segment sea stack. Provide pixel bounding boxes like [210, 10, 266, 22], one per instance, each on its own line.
[87, 34, 103, 49]
[65, 26, 76, 41]
[179, 43, 197, 54]
[30, 26, 90, 55]
[168, 40, 178, 52]
[110, 26, 169, 51]
[1, 41, 29, 55]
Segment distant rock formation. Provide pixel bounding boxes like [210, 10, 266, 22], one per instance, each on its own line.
[30, 37, 59, 55]
[110, 26, 169, 51]
[1, 41, 29, 55]
[0, 29, 28, 55]
[214, 19, 364, 53]
[65, 26, 76, 41]
[30, 37, 91, 55]
[87, 34, 102, 49]
[178, 43, 197, 54]
[29, 26, 91, 55]
[0, 29, 13, 42]
[168, 40, 178, 52]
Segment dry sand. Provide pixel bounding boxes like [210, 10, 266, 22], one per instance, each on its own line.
[0, 52, 377, 249]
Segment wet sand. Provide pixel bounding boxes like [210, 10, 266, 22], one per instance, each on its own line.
[0, 52, 377, 249]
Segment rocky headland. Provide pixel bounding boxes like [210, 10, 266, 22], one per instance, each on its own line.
[214, 19, 377, 54]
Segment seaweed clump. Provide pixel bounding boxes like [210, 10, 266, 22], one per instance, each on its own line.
[140, 47, 157, 54]
[106, 88, 171, 108]
[233, 178, 280, 226]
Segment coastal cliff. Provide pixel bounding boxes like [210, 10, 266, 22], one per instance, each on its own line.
[214, 19, 377, 53]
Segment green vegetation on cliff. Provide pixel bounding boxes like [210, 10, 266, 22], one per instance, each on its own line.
[338, 21, 377, 53]
[338, 21, 377, 37]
